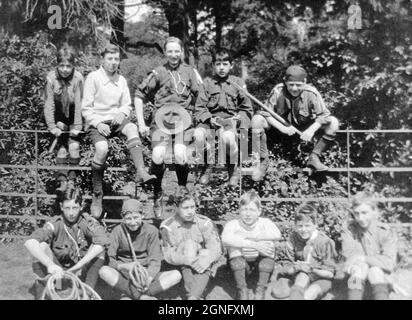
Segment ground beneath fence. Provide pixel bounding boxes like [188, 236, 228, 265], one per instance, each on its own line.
[1, 242, 411, 300]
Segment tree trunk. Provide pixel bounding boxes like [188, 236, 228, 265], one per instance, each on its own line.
[110, 0, 125, 50]
[213, 2, 222, 50]
[163, 0, 190, 64]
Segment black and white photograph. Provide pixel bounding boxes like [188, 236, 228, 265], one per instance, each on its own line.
[0, 0, 411, 304]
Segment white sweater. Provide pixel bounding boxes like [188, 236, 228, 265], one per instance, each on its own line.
[222, 217, 281, 260]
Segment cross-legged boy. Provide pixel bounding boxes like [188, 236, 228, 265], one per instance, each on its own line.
[24, 186, 108, 299]
[98, 199, 181, 300]
[82, 44, 155, 218]
[272, 203, 337, 300]
[197, 49, 253, 186]
[341, 191, 398, 300]
[159, 193, 223, 300]
[251, 65, 339, 173]
[221, 190, 281, 300]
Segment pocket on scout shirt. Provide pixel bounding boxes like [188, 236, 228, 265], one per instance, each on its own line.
[207, 87, 220, 108]
[225, 88, 238, 107]
[52, 240, 71, 260]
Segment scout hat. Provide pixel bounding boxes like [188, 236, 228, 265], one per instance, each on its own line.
[121, 199, 142, 216]
[284, 65, 307, 82]
[154, 103, 192, 135]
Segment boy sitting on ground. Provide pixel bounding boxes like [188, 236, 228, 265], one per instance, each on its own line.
[272, 203, 337, 300]
[98, 199, 181, 300]
[221, 190, 281, 300]
[341, 191, 398, 300]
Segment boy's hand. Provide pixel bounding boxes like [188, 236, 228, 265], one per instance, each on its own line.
[138, 123, 150, 137]
[70, 129, 81, 137]
[50, 128, 62, 137]
[210, 117, 222, 129]
[118, 262, 137, 273]
[191, 256, 210, 274]
[253, 241, 275, 257]
[295, 261, 312, 274]
[97, 123, 111, 137]
[56, 122, 68, 131]
[47, 264, 64, 279]
[112, 113, 126, 126]
[282, 126, 298, 136]
[300, 127, 315, 142]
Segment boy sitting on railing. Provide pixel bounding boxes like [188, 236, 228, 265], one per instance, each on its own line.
[196, 49, 254, 186]
[44, 45, 83, 190]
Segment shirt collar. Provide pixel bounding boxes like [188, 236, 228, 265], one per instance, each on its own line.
[212, 75, 230, 84]
[99, 67, 120, 86]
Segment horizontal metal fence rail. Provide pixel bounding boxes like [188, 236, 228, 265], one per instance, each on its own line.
[1, 128, 412, 240]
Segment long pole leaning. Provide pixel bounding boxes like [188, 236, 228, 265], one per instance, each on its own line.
[231, 82, 303, 136]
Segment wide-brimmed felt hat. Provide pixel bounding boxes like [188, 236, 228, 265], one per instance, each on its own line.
[154, 103, 192, 135]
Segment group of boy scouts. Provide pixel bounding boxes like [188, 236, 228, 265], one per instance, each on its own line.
[23, 36, 399, 300]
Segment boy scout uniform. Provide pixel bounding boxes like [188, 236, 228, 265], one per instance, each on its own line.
[160, 213, 223, 299]
[135, 63, 212, 131]
[30, 213, 108, 298]
[265, 83, 333, 130]
[341, 220, 398, 273]
[273, 230, 337, 299]
[31, 213, 108, 269]
[200, 75, 253, 129]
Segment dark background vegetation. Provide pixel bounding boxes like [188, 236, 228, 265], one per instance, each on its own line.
[0, 0, 411, 264]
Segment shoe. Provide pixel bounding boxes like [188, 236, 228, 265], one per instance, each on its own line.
[238, 288, 249, 300]
[140, 294, 158, 300]
[254, 286, 266, 300]
[307, 154, 328, 172]
[251, 159, 268, 182]
[90, 192, 103, 219]
[199, 167, 212, 185]
[136, 170, 157, 185]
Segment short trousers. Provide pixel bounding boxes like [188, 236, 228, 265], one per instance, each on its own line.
[87, 119, 134, 145]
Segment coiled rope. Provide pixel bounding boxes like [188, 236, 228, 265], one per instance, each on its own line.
[38, 271, 102, 300]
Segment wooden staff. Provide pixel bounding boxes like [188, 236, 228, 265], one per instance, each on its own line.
[231, 81, 303, 136]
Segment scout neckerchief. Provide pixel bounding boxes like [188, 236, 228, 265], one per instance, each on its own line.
[168, 66, 187, 95]
[56, 68, 75, 118]
[121, 224, 138, 262]
[63, 222, 81, 260]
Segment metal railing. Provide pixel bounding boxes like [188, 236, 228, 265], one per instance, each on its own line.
[1, 128, 412, 240]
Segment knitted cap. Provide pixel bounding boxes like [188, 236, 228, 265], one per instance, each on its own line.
[121, 199, 142, 216]
[285, 65, 307, 82]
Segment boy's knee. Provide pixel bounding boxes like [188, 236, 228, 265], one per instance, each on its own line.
[122, 123, 139, 138]
[325, 116, 339, 134]
[229, 257, 247, 271]
[98, 266, 115, 281]
[258, 257, 275, 273]
[193, 128, 207, 142]
[95, 141, 109, 157]
[57, 147, 68, 158]
[251, 115, 266, 129]
[367, 267, 386, 284]
[68, 142, 80, 156]
[221, 131, 237, 146]
[152, 146, 166, 164]
[174, 144, 187, 165]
